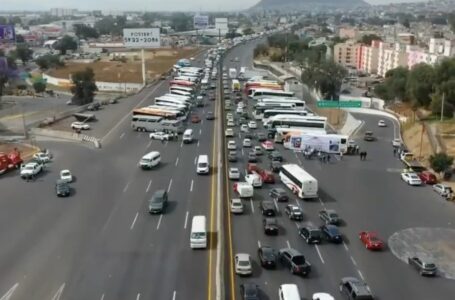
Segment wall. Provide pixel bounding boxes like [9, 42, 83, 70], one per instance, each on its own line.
[43, 74, 144, 92]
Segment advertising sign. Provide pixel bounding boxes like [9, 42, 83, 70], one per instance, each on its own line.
[193, 15, 209, 29]
[0, 25, 16, 42]
[123, 28, 160, 48]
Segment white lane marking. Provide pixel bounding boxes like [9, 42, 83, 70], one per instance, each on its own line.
[147, 141, 152, 148]
[295, 222, 300, 229]
[146, 180, 152, 193]
[319, 197, 324, 206]
[156, 214, 163, 230]
[123, 182, 130, 193]
[119, 132, 125, 139]
[315, 245, 325, 264]
[194, 156, 197, 165]
[172, 291, 176, 300]
[164, 140, 168, 147]
[286, 240, 291, 248]
[190, 179, 194, 192]
[175, 157, 179, 166]
[350, 256, 358, 266]
[0, 283, 19, 300]
[358, 270, 365, 280]
[100, 294, 105, 300]
[199, 129, 202, 135]
[238, 132, 241, 139]
[294, 198, 300, 207]
[180, 141, 183, 148]
[201, 120, 204, 125]
[244, 169, 247, 176]
[167, 178, 173, 192]
[257, 240, 261, 248]
[273, 199, 279, 212]
[343, 242, 349, 251]
[184, 211, 189, 229]
[51, 283, 65, 300]
[250, 199, 254, 213]
[197, 141, 200, 147]
[241, 149, 244, 156]
[130, 212, 139, 230]
[136, 293, 141, 300]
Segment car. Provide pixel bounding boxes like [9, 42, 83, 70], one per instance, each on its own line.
[240, 283, 260, 300]
[284, 204, 303, 221]
[263, 217, 278, 235]
[55, 179, 70, 197]
[321, 224, 343, 243]
[432, 183, 453, 197]
[148, 190, 168, 214]
[248, 152, 258, 163]
[241, 124, 249, 132]
[417, 171, 437, 184]
[299, 226, 322, 244]
[228, 151, 238, 162]
[87, 102, 100, 111]
[206, 112, 215, 120]
[227, 119, 235, 127]
[236, 107, 244, 114]
[149, 132, 170, 141]
[253, 146, 263, 156]
[235, 253, 252, 276]
[257, 246, 277, 268]
[243, 131, 253, 139]
[191, 114, 201, 123]
[270, 161, 281, 173]
[408, 256, 437, 276]
[226, 113, 233, 119]
[359, 231, 385, 250]
[364, 131, 375, 141]
[71, 121, 90, 130]
[378, 120, 386, 127]
[209, 94, 216, 101]
[339, 277, 374, 300]
[245, 173, 263, 187]
[268, 151, 282, 162]
[312, 293, 335, 300]
[261, 141, 274, 151]
[248, 121, 257, 129]
[279, 248, 311, 276]
[401, 172, 422, 185]
[59, 169, 73, 182]
[269, 187, 288, 202]
[243, 138, 252, 147]
[392, 138, 401, 147]
[229, 167, 241, 180]
[225, 128, 234, 137]
[33, 152, 51, 163]
[260, 200, 276, 216]
[257, 132, 267, 142]
[319, 209, 340, 225]
[230, 198, 244, 214]
[228, 140, 237, 150]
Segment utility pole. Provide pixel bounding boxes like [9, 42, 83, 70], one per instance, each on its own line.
[440, 92, 445, 122]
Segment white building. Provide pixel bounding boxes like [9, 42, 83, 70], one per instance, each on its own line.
[50, 8, 77, 17]
[215, 18, 228, 35]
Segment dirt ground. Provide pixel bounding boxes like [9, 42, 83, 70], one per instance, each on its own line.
[48, 48, 201, 84]
[0, 142, 39, 160]
[402, 122, 433, 166]
[305, 103, 346, 130]
[436, 121, 455, 157]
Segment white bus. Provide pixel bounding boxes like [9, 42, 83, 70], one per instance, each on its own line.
[157, 94, 192, 105]
[283, 133, 348, 154]
[253, 103, 296, 120]
[279, 164, 318, 199]
[272, 127, 327, 143]
[250, 89, 295, 100]
[170, 89, 193, 98]
[263, 109, 309, 122]
[162, 93, 192, 102]
[264, 115, 327, 130]
[258, 98, 306, 108]
[190, 215, 207, 249]
[131, 114, 184, 133]
[170, 85, 194, 94]
[155, 97, 190, 110]
[174, 76, 198, 83]
[145, 105, 187, 120]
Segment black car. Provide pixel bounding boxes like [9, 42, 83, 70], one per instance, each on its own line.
[284, 204, 303, 221]
[260, 200, 276, 216]
[148, 190, 168, 214]
[269, 187, 288, 202]
[408, 257, 437, 276]
[209, 94, 216, 101]
[257, 132, 267, 142]
[320, 224, 343, 243]
[55, 179, 70, 197]
[364, 131, 375, 141]
[279, 248, 311, 276]
[248, 152, 258, 163]
[228, 151, 238, 162]
[244, 132, 254, 140]
[257, 246, 277, 268]
[210, 83, 216, 90]
[268, 151, 283, 162]
[299, 226, 322, 244]
[270, 161, 281, 173]
[319, 209, 340, 225]
[240, 283, 260, 300]
[206, 112, 215, 120]
[87, 102, 100, 111]
[263, 218, 278, 235]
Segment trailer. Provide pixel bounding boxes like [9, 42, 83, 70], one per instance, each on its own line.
[283, 133, 348, 154]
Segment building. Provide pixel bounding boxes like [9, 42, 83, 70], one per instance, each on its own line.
[429, 38, 455, 57]
[215, 18, 228, 35]
[397, 33, 415, 45]
[407, 47, 441, 69]
[50, 8, 77, 17]
[338, 26, 357, 39]
[333, 40, 362, 68]
[377, 42, 408, 77]
[360, 40, 381, 75]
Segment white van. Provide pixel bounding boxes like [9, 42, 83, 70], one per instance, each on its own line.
[139, 151, 161, 169]
[190, 215, 207, 249]
[183, 129, 193, 144]
[196, 155, 210, 174]
[279, 284, 301, 300]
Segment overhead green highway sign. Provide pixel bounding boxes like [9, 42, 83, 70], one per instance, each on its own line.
[317, 100, 362, 108]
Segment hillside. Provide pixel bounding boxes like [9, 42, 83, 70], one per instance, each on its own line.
[250, 0, 370, 11]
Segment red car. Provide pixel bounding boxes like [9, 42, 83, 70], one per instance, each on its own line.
[359, 231, 384, 250]
[418, 171, 437, 184]
[246, 163, 275, 183]
[261, 140, 274, 151]
[191, 115, 201, 123]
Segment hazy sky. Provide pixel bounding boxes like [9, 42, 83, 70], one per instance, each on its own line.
[1, 0, 428, 12]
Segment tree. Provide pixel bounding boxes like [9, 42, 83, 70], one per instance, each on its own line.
[14, 44, 33, 64]
[429, 153, 454, 174]
[9, 16, 22, 25]
[0, 17, 7, 25]
[35, 54, 64, 70]
[170, 13, 193, 32]
[317, 61, 348, 100]
[448, 13, 455, 33]
[243, 28, 254, 36]
[74, 24, 99, 39]
[253, 44, 269, 57]
[33, 81, 46, 93]
[430, 94, 454, 118]
[54, 35, 78, 55]
[406, 63, 435, 107]
[401, 18, 410, 29]
[71, 68, 98, 105]
[359, 34, 382, 45]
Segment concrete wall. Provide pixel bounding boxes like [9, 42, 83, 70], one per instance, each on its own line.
[43, 74, 144, 92]
[29, 128, 101, 148]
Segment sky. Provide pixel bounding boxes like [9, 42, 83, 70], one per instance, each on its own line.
[0, 0, 428, 12]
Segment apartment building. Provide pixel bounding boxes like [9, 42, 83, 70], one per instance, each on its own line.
[333, 40, 362, 68]
[377, 42, 408, 77]
[359, 40, 381, 75]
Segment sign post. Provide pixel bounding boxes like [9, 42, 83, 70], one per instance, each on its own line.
[316, 100, 362, 108]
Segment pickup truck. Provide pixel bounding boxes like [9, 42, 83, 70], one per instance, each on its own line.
[400, 151, 425, 171]
[20, 161, 43, 179]
[247, 163, 275, 183]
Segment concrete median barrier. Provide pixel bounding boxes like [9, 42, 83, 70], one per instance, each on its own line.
[29, 128, 101, 148]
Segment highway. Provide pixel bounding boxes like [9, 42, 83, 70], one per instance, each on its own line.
[0, 50, 220, 299]
[221, 42, 455, 299]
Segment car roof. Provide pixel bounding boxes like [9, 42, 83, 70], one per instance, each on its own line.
[236, 253, 250, 260]
[153, 189, 166, 197]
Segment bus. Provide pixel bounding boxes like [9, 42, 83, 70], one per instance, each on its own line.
[258, 98, 306, 108]
[244, 81, 282, 94]
[169, 80, 194, 87]
[158, 94, 192, 104]
[272, 127, 327, 143]
[170, 89, 193, 98]
[155, 101, 188, 112]
[283, 132, 348, 154]
[253, 103, 298, 120]
[246, 85, 283, 97]
[174, 76, 198, 83]
[279, 164, 318, 199]
[160, 119, 185, 134]
[145, 105, 187, 120]
[155, 97, 190, 110]
[250, 89, 295, 100]
[131, 114, 184, 133]
[264, 115, 327, 130]
[263, 109, 309, 122]
[170, 85, 194, 94]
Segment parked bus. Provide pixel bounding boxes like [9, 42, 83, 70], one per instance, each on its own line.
[272, 127, 326, 143]
[264, 115, 327, 130]
[154, 101, 188, 112]
[155, 97, 190, 110]
[246, 85, 283, 97]
[131, 114, 184, 133]
[145, 105, 187, 120]
[169, 80, 194, 87]
[258, 98, 306, 108]
[263, 109, 309, 122]
[170, 85, 194, 94]
[133, 107, 178, 119]
[253, 103, 298, 120]
[283, 132, 348, 154]
[251, 89, 295, 100]
[170, 89, 193, 98]
[174, 76, 198, 83]
[279, 164, 318, 199]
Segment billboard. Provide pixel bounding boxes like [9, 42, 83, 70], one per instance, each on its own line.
[193, 15, 209, 30]
[123, 28, 160, 48]
[0, 25, 16, 42]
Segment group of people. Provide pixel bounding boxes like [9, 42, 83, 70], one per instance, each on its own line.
[359, 151, 368, 160]
[346, 144, 360, 155]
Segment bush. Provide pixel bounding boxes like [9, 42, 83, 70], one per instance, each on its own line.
[33, 81, 47, 93]
[429, 152, 454, 174]
[270, 52, 283, 62]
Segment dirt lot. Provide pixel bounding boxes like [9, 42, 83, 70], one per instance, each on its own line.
[48, 48, 201, 84]
[0, 142, 39, 160]
[402, 122, 433, 166]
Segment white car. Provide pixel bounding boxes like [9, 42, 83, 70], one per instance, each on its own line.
[253, 146, 263, 155]
[248, 121, 257, 129]
[243, 138, 252, 147]
[392, 138, 401, 147]
[261, 141, 274, 151]
[236, 107, 244, 114]
[245, 173, 263, 187]
[225, 128, 234, 137]
[240, 124, 249, 132]
[237, 102, 245, 108]
[71, 122, 90, 130]
[33, 152, 51, 163]
[228, 140, 237, 150]
[60, 169, 73, 182]
[401, 172, 422, 186]
[230, 198, 244, 214]
[378, 120, 386, 127]
[229, 167, 241, 180]
[433, 183, 452, 196]
[227, 120, 235, 127]
[235, 253, 252, 276]
[149, 132, 170, 140]
[226, 113, 233, 119]
[312, 293, 335, 300]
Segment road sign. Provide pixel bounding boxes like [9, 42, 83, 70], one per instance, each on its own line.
[0, 25, 16, 42]
[123, 28, 160, 48]
[317, 100, 362, 108]
[194, 15, 209, 29]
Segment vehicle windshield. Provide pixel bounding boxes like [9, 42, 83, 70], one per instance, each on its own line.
[191, 232, 206, 239]
[292, 256, 305, 265]
[199, 163, 208, 168]
[424, 263, 436, 269]
[238, 260, 250, 267]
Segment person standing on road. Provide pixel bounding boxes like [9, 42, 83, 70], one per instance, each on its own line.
[339, 151, 343, 160]
[393, 148, 397, 156]
[363, 151, 368, 160]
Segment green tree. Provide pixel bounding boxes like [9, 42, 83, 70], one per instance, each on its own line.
[253, 43, 269, 57]
[401, 18, 410, 29]
[170, 13, 193, 32]
[317, 61, 348, 100]
[243, 28, 254, 36]
[16, 34, 25, 43]
[430, 94, 454, 118]
[14, 44, 33, 64]
[434, 58, 455, 84]
[71, 67, 98, 105]
[0, 17, 7, 24]
[359, 34, 382, 45]
[406, 63, 435, 107]
[95, 16, 125, 36]
[54, 35, 78, 55]
[374, 83, 390, 100]
[33, 81, 46, 93]
[74, 24, 99, 39]
[35, 54, 64, 70]
[9, 16, 22, 25]
[429, 152, 454, 174]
